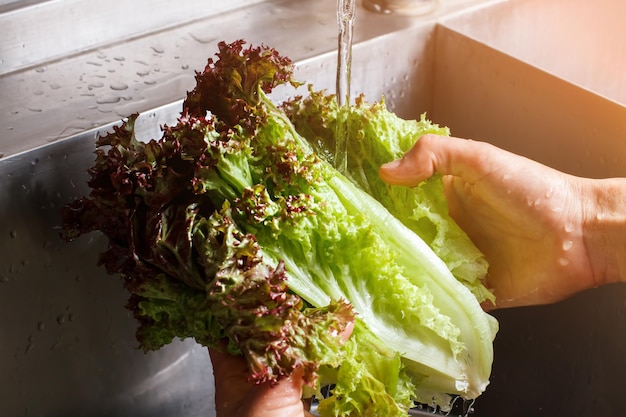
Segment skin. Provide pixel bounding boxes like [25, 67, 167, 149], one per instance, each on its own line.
[211, 134, 626, 416]
[209, 346, 314, 417]
[379, 134, 626, 308]
[210, 322, 353, 417]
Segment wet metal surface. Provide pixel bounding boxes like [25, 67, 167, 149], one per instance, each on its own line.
[2, 0, 626, 416]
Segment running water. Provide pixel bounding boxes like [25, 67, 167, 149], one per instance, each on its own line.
[334, 0, 356, 173]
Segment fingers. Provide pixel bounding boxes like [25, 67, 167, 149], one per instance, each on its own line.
[209, 345, 250, 417]
[340, 318, 355, 342]
[378, 134, 486, 186]
[209, 344, 247, 379]
[379, 134, 439, 187]
[209, 320, 354, 417]
[209, 346, 309, 417]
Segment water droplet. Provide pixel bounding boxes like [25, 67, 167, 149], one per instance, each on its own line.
[150, 45, 164, 54]
[564, 223, 575, 233]
[96, 96, 121, 105]
[109, 82, 128, 91]
[558, 258, 569, 267]
[562, 240, 573, 251]
[88, 82, 104, 90]
[545, 188, 553, 198]
[9, 230, 17, 238]
[527, 197, 540, 207]
[49, 83, 61, 90]
[136, 69, 150, 77]
[56, 314, 66, 325]
[189, 33, 217, 44]
[113, 56, 125, 61]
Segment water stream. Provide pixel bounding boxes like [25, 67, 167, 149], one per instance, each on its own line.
[334, 0, 356, 173]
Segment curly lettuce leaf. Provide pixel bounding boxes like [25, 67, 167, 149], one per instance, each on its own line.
[61, 103, 354, 388]
[283, 89, 494, 304]
[61, 40, 497, 416]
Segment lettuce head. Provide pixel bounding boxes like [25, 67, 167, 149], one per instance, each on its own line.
[61, 40, 497, 416]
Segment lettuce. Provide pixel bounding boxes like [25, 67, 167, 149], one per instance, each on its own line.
[61, 40, 496, 416]
[284, 90, 495, 305]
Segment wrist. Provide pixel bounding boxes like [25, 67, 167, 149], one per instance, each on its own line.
[582, 178, 626, 287]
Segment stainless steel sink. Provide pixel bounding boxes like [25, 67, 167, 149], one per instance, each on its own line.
[434, 0, 626, 179]
[2, 0, 626, 416]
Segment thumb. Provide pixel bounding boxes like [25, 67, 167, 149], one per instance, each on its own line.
[379, 134, 480, 187]
[209, 346, 309, 417]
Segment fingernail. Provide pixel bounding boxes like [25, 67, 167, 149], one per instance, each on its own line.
[381, 159, 402, 170]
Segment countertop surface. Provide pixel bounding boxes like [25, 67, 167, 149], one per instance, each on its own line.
[0, 0, 498, 160]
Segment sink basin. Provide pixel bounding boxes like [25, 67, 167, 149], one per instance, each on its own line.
[434, 0, 626, 179]
[2, 0, 626, 416]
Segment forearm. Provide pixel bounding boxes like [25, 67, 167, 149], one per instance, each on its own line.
[582, 177, 626, 287]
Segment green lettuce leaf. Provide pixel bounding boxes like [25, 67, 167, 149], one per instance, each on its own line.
[283, 89, 494, 304]
[61, 40, 497, 416]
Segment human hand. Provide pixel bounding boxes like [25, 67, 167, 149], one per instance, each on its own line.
[210, 322, 354, 417]
[209, 345, 313, 417]
[379, 134, 601, 308]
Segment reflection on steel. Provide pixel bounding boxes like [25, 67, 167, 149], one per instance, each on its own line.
[2, 0, 626, 416]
